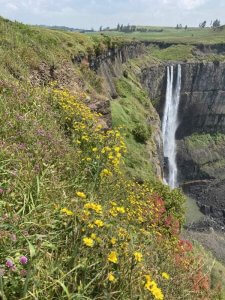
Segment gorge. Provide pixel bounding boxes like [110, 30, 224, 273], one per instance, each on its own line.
[93, 42, 225, 230]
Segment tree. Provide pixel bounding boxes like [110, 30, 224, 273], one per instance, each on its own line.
[176, 24, 182, 29]
[199, 21, 206, 28]
[117, 23, 120, 31]
[99, 26, 103, 32]
[185, 25, 188, 30]
[212, 19, 220, 28]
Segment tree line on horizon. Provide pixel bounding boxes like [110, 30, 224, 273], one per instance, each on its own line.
[98, 19, 223, 33]
[99, 24, 163, 33]
[199, 19, 221, 28]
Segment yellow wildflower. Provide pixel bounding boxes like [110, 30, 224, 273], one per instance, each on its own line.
[108, 272, 116, 282]
[84, 203, 102, 214]
[108, 251, 118, 264]
[83, 237, 94, 247]
[116, 206, 126, 214]
[109, 208, 118, 217]
[145, 276, 164, 300]
[111, 237, 117, 245]
[94, 219, 104, 227]
[92, 147, 98, 152]
[91, 233, 97, 239]
[76, 192, 86, 199]
[101, 169, 112, 176]
[61, 208, 74, 216]
[162, 272, 170, 280]
[133, 252, 142, 262]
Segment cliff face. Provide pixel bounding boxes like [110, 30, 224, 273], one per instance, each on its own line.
[90, 42, 146, 97]
[86, 42, 164, 179]
[178, 62, 225, 224]
[142, 61, 225, 225]
[178, 62, 225, 138]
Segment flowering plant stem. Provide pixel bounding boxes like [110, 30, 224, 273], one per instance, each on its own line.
[0, 277, 7, 300]
[21, 262, 32, 298]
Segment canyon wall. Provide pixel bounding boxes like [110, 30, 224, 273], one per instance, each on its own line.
[142, 61, 225, 226]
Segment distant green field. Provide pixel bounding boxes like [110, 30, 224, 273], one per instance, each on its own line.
[88, 27, 225, 45]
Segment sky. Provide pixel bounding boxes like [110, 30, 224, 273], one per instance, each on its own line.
[0, 0, 224, 29]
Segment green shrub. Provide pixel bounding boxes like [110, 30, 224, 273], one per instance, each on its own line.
[132, 122, 151, 143]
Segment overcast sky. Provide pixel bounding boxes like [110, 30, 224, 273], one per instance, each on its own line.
[0, 0, 224, 29]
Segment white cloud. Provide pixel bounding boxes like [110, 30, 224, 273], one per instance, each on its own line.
[6, 3, 18, 10]
[180, 0, 206, 10]
[162, 0, 206, 10]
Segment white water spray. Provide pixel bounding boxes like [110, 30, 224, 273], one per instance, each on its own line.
[162, 64, 182, 189]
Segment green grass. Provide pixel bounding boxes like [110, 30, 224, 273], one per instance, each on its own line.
[111, 72, 158, 181]
[192, 243, 225, 299]
[148, 44, 194, 61]
[185, 197, 204, 225]
[185, 133, 225, 149]
[90, 26, 225, 45]
[0, 16, 125, 82]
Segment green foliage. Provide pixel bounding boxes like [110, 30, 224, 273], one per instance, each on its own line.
[90, 26, 225, 46]
[132, 122, 151, 143]
[111, 75, 156, 181]
[186, 133, 225, 149]
[148, 44, 194, 61]
[0, 16, 125, 82]
[80, 64, 103, 93]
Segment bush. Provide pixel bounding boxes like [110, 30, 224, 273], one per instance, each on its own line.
[132, 122, 151, 143]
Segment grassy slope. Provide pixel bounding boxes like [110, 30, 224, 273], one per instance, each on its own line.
[111, 74, 157, 181]
[0, 17, 224, 299]
[0, 17, 125, 82]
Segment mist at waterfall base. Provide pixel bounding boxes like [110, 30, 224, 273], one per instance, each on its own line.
[162, 64, 182, 189]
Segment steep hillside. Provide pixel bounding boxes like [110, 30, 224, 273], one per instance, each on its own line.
[0, 17, 224, 299]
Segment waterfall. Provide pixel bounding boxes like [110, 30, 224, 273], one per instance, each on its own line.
[162, 64, 182, 189]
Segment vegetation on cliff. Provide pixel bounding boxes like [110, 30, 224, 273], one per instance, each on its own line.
[0, 17, 224, 299]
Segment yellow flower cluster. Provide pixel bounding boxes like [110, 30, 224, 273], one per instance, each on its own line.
[108, 251, 118, 264]
[52, 88, 187, 299]
[76, 192, 86, 199]
[94, 219, 104, 227]
[162, 272, 170, 280]
[134, 252, 142, 262]
[84, 202, 103, 214]
[145, 276, 164, 300]
[100, 168, 112, 177]
[83, 237, 94, 247]
[108, 272, 116, 282]
[61, 208, 74, 216]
